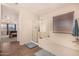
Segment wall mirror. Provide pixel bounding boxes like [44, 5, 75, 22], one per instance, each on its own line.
[53, 11, 74, 34]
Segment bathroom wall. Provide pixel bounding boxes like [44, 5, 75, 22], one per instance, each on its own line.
[18, 8, 38, 45]
[38, 4, 79, 54]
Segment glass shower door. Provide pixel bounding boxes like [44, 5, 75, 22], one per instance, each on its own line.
[32, 18, 40, 43]
[32, 27, 38, 43]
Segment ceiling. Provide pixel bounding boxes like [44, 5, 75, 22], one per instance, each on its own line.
[2, 3, 78, 15]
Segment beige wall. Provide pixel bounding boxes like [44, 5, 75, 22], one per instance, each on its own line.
[0, 4, 18, 26]
[18, 8, 38, 45]
[40, 5, 79, 33]
[38, 4, 79, 54]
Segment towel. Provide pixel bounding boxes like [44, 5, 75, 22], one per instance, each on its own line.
[72, 19, 79, 36]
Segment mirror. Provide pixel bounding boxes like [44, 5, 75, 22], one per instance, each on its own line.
[53, 12, 74, 34]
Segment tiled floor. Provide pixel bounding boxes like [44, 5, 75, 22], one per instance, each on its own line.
[0, 41, 40, 56]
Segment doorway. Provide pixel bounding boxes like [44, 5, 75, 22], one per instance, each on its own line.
[0, 23, 17, 43]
